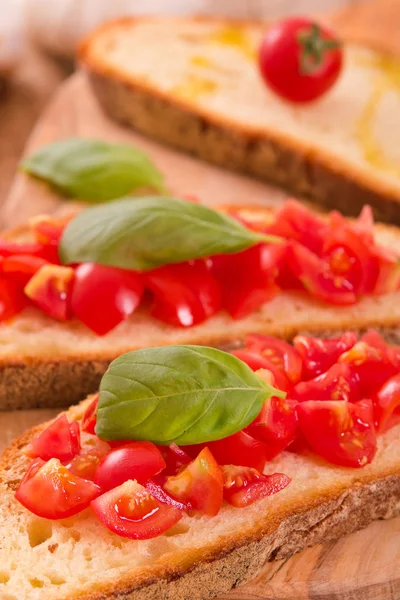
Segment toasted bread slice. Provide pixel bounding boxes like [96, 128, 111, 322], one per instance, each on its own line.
[80, 17, 400, 223]
[1, 204, 400, 411]
[1, 397, 400, 600]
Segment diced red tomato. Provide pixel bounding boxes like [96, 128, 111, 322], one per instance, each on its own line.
[246, 397, 298, 459]
[374, 374, 400, 432]
[145, 476, 193, 510]
[2, 255, 49, 288]
[71, 263, 144, 335]
[293, 332, 358, 379]
[227, 207, 275, 233]
[230, 349, 291, 393]
[222, 465, 291, 507]
[94, 441, 166, 492]
[24, 264, 74, 320]
[30, 215, 67, 246]
[266, 200, 327, 255]
[157, 443, 191, 475]
[145, 260, 221, 327]
[67, 435, 110, 481]
[339, 340, 399, 397]
[206, 430, 269, 472]
[91, 480, 182, 539]
[24, 415, 81, 462]
[0, 239, 55, 261]
[245, 334, 303, 384]
[296, 399, 377, 467]
[0, 277, 27, 322]
[287, 242, 357, 305]
[209, 243, 283, 319]
[291, 362, 360, 403]
[15, 458, 100, 518]
[164, 447, 223, 516]
[81, 394, 98, 435]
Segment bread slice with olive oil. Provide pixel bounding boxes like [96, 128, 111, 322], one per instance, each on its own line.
[80, 17, 400, 223]
[1, 396, 400, 600]
[2, 203, 400, 411]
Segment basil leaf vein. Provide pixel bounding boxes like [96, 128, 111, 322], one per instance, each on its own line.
[59, 196, 280, 270]
[21, 138, 165, 202]
[96, 345, 281, 445]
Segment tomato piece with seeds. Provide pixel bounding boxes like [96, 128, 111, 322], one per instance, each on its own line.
[222, 465, 291, 507]
[291, 362, 360, 403]
[246, 397, 298, 459]
[24, 264, 74, 320]
[293, 332, 358, 379]
[245, 334, 302, 384]
[24, 414, 81, 462]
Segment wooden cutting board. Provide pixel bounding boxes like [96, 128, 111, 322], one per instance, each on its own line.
[1, 1, 400, 598]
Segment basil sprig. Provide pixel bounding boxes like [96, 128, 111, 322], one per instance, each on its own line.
[59, 196, 281, 271]
[21, 138, 165, 202]
[96, 345, 282, 444]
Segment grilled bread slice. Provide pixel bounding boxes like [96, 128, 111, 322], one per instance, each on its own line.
[1, 396, 400, 600]
[1, 204, 400, 411]
[80, 17, 400, 223]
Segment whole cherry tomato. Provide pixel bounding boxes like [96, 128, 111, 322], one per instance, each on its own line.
[259, 17, 343, 103]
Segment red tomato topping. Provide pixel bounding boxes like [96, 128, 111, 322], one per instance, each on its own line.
[231, 349, 290, 393]
[245, 333, 303, 384]
[145, 476, 193, 510]
[259, 18, 343, 103]
[246, 397, 298, 459]
[71, 263, 144, 335]
[293, 332, 358, 379]
[222, 465, 291, 508]
[81, 394, 98, 435]
[145, 260, 221, 327]
[24, 415, 81, 462]
[2, 255, 49, 288]
[0, 277, 28, 322]
[91, 480, 182, 539]
[157, 443, 192, 475]
[24, 264, 74, 320]
[94, 441, 166, 492]
[206, 430, 268, 472]
[164, 447, 223, 516]
[209, 244, 282, 319]
[297, 399, 377, 467]
[291, 362, 360, 403]
[16, 458, 100, 519]
[67, 435, 110, 481]
[374, 374, 400, 432]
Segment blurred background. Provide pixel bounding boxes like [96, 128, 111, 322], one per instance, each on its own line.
[0, 0, 395, 208]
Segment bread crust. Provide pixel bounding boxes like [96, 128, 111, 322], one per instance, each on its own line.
[1, 400, 400, 600]
[79, 16, 400, 224]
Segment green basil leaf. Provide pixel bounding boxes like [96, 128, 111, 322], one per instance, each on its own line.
[21, 138, 165, 202]
[96, 345, 282, 444]
[59, 196, 279, 271]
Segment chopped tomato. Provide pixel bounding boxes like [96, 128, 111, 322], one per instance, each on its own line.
[67, 435, 110, 481]
[145, 260, 221, 327]
[94, 441, 166, 493]
[30, 215, 67, 246]
[209, 243, 282, 319]
[206, 430, 269, 472]
[0, 239, 56, 261]
[164, 447, 223, 516]
[15, 458, 100, 518]
[81, 395, 98, 435]
[245, 334, 302, 384]
[266, 200, 327, 255]
[0, 277, 27, 322]
[296, 399, 377, 467]
[291, 362, 360, 403]
[230, 349, 291, 392]
[339, 340, 398, 396]
[24, 264, 74, 320]
[222, 465, 291, 507]
[145, 476, 193, 510]
[227, 206, 274, 233]
[374, 374, 400, 432]
[246, 397, 298, 459]
[157, 443, 191, 475]
[24, 415, 81, 462]
[371, 245, 400, 295]
[2, 255, 49, 288]
[293, 332, 358, 379]
[91, 480, 182, 539]
[71, 263, 144, 335]
[287, 242, 357, 305]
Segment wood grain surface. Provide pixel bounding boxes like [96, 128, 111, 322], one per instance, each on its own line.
[1, 1, 400, 599]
